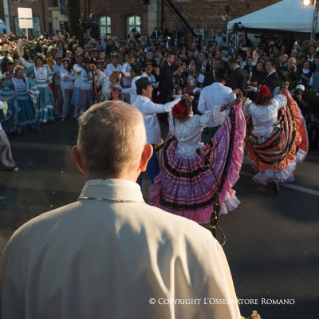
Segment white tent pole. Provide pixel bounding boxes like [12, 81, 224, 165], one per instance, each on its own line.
[310, 0, 318, 44]
[3, 0, 10, 34]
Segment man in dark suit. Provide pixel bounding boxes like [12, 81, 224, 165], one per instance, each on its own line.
[203, 58, 221, 88]
[227, 58, 247, 92]
[246, 59, 279, 95]
[158, 51, 175, 124]
[151, 27, 162, 41]
[278, 57, 300, 82]
[262, 59, 280, 93]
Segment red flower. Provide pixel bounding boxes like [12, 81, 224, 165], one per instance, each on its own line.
[260, 85, 270, 97]
[172, 102, 186, 118]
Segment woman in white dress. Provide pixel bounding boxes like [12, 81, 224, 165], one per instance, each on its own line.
[243, 85, 308, 193]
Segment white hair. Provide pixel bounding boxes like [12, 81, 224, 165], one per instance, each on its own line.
[77, 101, 146, 178]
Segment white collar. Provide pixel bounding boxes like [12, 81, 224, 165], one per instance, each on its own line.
[138, 95, 150, 101]
[302, 68, 310, 74]
[268, 70, 276, 76]
[80, 179, 144, 201]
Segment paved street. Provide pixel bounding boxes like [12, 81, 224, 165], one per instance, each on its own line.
[0, 118, 318, 319]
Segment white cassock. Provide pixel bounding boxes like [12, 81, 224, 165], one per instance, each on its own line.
[0, 179, 241, 319]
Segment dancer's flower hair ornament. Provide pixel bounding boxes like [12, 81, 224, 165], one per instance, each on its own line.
[172, 102, 186, 118]
[260, 85, 270, 97]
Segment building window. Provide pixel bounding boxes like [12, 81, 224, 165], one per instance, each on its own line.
[32, 17, 40, 36]
[99, 16, 111, 38]
[126, 15, 141, 37]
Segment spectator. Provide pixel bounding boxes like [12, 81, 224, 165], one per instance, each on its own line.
[158, 51, 175, 115]
[203, 58, 221, 88]
[227, 58, 247, 92]
[299, 60, 312, 89]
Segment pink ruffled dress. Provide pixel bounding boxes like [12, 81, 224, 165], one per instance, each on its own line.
[149, 104, 246, 224]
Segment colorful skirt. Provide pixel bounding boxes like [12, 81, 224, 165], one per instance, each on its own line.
[36, 86, 55, 123]
[245, 92, 308, 185]
[149, 104, 246, 224]
[16, 98, 40, 133]
[0, 100, 19, 134]
[0, 88, 19, 134]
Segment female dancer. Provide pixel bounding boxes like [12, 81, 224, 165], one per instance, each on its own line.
[149, 94, 246, 224]
[6, 67, 40, 133]
[60, 59, 76, 121]
[243, 85, 308, 193]
[19, 54, 55, 123]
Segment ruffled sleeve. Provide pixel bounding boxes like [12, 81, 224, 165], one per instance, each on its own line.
[273, 94, 287, 109]
[242, 98, 252, 117]
[212, 106, 226, 126]
[194, 107, 224, 127]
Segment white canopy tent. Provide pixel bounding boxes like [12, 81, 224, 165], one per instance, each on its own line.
[227, 0, 314, 33]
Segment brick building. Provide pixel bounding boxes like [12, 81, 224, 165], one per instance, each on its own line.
[79, 0, 280, 40]
[8, 0, 68, 38]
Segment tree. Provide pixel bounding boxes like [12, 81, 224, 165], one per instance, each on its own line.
[65, 0, 81, 39]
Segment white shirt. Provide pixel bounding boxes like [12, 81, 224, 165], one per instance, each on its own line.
[133, 95, 180, 144]
[80, 69, 93, 90]
[52, 64, 64, 86]
[60, 69, 76, 90]
[141, 72, 158, 88]
[0, 179, 241, 319]
[243, 94, 287, 138]
[198, 82, 236, 127]
[73, 64, 83, 88]
[105, 63, 123, 77]
[121, 62, 131, 87]
[122, 76, 140, 105]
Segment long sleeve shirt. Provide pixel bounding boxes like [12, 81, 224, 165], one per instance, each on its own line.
[122, 76, 140, 105]
[198, 82, 235, 127]
[121, 62, 131, 87]
[105, 63, 123, 77]
[80, 69, 93, 91]
[133, 95, 180, 144]
[52, 64, 64, 86]
[141, 72, 158, 88]
[60, 69, 76, 90]
[73, 64, 83, 88]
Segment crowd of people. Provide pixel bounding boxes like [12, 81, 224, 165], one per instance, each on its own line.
[0, 28, 317, 148]
[0, 25, 315, 319]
